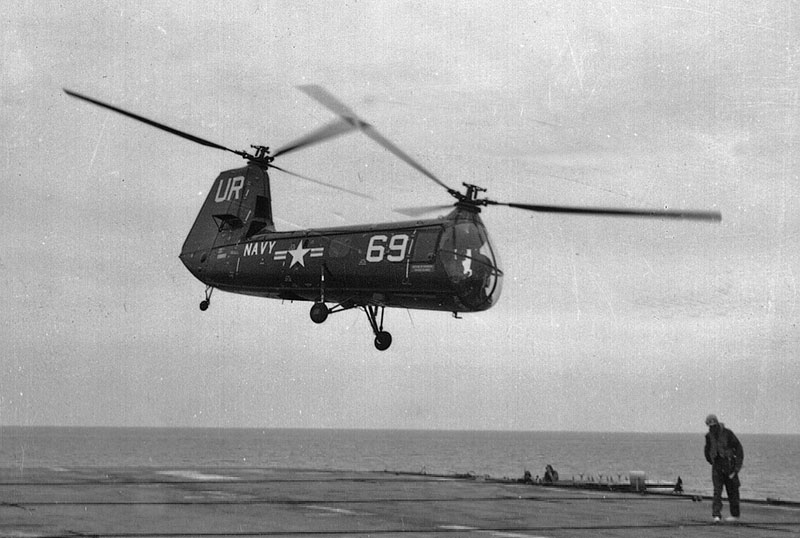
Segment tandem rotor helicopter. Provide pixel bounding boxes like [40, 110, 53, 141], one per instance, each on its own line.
[65, 86, 721, 350]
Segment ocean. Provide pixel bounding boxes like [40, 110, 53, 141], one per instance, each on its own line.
[1, 428, 798, 502]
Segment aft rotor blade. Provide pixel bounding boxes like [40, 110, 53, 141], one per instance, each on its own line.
[272, 119, 359, 158]
[493, 201, 722, 221]
[297, 85, 455, 193]
[360, 125, 454, 192]
[394, 204, 454, 217]
[270, 164, 374, 200]
[63, 89, 247, 159]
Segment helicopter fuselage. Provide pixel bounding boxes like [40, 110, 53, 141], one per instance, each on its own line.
[180, 206, 503, 314]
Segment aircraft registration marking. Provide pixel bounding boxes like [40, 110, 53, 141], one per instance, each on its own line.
[214, 175, 244, 202]
[242, 239, 324, 267]
[243, 240, 277, 257]
[366, 233, 410, 262]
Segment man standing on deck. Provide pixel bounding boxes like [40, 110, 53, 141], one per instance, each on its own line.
[704, 414, 744, 523]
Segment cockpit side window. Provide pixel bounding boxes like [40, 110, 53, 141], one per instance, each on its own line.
[439, 219, 502, 309]
[440, 222, 493, 274]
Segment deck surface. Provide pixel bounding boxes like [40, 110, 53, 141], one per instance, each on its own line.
[1, 467, 798, 537]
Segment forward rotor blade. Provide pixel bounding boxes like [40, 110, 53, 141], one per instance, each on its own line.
[394, 204, 454, 217]
[272, 119, 359, 158]
[269, 164, 374, 200]
[493, 201, 722, 221]
[297, 85, 363, 121]
[297, 85, 455, 193]
[64, 89, 247, 158]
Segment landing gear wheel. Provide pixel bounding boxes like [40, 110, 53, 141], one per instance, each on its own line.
[364, 305, 392, 350]
[199, 286, 213, 312]
[310, 302, 329, 324]
[374, 331, 392, 351]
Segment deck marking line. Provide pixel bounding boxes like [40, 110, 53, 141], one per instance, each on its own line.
[438, 524, 550, 538]
[482, 531, 547, 538]
[307, 505, 370, 516]
[157, 470, 238, 481]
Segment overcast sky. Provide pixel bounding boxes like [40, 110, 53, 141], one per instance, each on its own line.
[2, 1, 798, 433]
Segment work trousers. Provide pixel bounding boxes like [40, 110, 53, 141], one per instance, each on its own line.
[711, 466, 740, 518]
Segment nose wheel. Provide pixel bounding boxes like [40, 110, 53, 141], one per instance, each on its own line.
[199, 286, 213, 311]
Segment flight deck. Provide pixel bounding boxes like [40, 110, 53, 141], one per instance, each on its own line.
[1, 467, 798, 537]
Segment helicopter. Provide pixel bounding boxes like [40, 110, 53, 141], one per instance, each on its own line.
[64, 86, 721, 350]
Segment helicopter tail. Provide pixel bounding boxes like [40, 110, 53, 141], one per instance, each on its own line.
[181, 164, 274, 264]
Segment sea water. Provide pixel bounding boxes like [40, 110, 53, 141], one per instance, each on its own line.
[0, 427, 797, 502]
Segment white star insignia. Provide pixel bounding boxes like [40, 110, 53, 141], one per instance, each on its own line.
[287, 240, 312, 268]
[273, 241, 324, 267]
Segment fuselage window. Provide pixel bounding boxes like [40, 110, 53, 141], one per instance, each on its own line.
[411, 228, 441, 262]
[328, 237, 352, 258]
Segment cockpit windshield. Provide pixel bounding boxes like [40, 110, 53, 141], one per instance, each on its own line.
[439, 216, 503, 310]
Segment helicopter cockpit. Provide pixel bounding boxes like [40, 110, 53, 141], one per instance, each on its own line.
[439, 213, 503, 311]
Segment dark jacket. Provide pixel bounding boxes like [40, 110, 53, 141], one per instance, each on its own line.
[704, 424, 744, 474]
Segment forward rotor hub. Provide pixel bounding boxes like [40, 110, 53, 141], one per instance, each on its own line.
[463, 183, 487, 202]
[449, 182, 489, 209]
[249, 145, 274, 166]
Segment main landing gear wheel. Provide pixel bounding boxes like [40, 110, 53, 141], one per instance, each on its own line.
[374, 331, 392, 351]
[363, 305, 392, 351]
[310, 302, 329, 324]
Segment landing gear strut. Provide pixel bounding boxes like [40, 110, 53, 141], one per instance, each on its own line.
[308, 301, 392, 351]
[199, 286, 214, 311]
[310, 267, 329, 324]
[364, 305, 392, 351]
